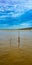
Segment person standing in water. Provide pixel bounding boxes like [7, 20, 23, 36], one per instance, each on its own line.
[18, 31, 20, 48]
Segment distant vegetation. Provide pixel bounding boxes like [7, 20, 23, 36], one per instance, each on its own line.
[0, 27, 32, 30]
[18, 27, 32, 30]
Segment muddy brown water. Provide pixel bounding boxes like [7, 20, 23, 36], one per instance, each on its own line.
[0, 30, 32, 65]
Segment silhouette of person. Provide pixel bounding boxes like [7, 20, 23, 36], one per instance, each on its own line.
[18, 36, 20, 48]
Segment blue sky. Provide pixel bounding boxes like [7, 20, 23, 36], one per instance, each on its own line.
[0, 0, 32, 29]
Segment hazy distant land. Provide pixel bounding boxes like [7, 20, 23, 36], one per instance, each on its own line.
[0, 27, 32, 31]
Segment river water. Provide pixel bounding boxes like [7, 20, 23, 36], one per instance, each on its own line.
[0, 30, 32, 48]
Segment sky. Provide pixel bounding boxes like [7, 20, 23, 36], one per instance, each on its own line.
[0, 0, 32, 29]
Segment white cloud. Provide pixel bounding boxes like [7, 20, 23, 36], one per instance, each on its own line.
[0, 0, 32, 18]
[0, 0, 32, 29]
[0, 15, 9, 19]
[19, 22, 32, 28]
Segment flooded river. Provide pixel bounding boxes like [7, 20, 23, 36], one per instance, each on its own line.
[0, 30, 32, 65]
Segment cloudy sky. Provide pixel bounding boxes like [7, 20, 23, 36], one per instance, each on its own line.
[0, 0, 32, 29]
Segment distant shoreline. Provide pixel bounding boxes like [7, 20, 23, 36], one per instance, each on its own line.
[0, 27, 32, 30]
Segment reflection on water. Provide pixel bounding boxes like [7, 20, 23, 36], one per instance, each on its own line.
[0, 30, 32, 48]
[0, 30, 32, 65]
